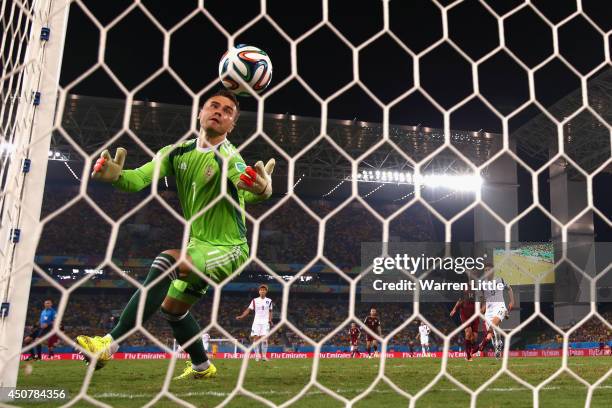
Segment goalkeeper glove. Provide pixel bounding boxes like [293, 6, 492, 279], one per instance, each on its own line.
[237, 158, 275, 198]
[91, 148, 126, 183]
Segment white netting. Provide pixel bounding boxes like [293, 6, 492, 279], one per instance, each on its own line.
[1, 0, 611, 407]
[0, 0, 38, 232]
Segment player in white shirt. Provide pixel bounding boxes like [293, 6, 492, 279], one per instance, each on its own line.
[202, 333, 210, 352]
[236, 284, 273, 362]
[478, 268, 514, 359]
[416, 320, 431, 355]
[175, 332, 210, 354]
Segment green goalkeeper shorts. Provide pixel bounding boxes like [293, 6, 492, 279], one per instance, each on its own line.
[166, 239, 249, 305]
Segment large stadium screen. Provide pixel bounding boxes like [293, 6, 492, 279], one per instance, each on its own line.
[493, 244, 555, 285]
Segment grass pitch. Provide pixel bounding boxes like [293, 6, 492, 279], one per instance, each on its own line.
[16, 357, 611, 407]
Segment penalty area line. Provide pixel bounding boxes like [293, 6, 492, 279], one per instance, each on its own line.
[92, 385, 612, 399]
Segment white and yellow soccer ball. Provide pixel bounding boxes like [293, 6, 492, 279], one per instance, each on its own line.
[218, 44, 273, 97]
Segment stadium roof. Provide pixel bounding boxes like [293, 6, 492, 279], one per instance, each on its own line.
[51, 68, 610, 182]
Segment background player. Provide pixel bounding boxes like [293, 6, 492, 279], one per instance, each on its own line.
[45, 322, 63, 358]
[24, 299, 56, 360]
[236, 284, 273, 362]
[416, 320, 431, 355]
[363, 307, 382, 358]
[407, 339, 416, 354]
[23, 323, 42, 361]
[202, 332, 210, 355]
[175, 332, 210, 355]
[478, 271, 515, 359]
[76, 90, 275, 380]
[450, 288, 480, 361]
[349, 322, 361, 358]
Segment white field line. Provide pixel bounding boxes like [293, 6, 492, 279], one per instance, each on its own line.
[92, 385, 612, 399]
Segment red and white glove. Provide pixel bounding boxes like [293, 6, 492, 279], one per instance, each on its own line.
[237, 159, 275, 198]
[92, 148, 126, 183]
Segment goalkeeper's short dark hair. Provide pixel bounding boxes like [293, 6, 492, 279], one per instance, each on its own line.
[210, 89, 240, 121]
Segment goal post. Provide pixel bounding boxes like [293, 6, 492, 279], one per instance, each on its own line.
[0, 0, 70, 389]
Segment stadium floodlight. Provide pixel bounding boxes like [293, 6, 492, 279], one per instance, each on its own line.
[422, 174, 482, 191]
[452, 174, 483, 191]
[356, 168, 482, 191]
[424, 174, 443, 188]
[48, 149, 69, 162]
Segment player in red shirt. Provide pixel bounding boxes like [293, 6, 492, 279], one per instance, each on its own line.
[363, 307, 382, 358]
[450, 289, 479, 361]
[46, 322, 64, 357]
[349, 322, 361, 358]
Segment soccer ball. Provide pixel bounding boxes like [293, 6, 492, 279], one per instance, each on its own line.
[218, 44, 272, 97]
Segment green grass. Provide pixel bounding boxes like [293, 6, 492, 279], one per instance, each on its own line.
[14, 357, 611, 407]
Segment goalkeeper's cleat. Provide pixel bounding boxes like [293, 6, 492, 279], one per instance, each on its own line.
[173, 361, 217, 380]
[76, 335, 113, 370]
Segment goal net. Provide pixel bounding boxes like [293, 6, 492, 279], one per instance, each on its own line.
[1, 0, 610, 407]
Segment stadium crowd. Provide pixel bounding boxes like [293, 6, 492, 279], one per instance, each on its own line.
[568, 314, 612, 343]
[37, 186, 436, 268]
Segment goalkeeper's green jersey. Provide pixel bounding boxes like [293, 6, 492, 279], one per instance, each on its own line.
[113, 138, 264, 246]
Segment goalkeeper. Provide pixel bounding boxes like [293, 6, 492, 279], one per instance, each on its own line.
[76, 90, 274, 380]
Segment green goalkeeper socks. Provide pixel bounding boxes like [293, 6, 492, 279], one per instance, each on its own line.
[108, 253, 206, 365]
[168, 312, 208, 365]
[109, 254, 174, 340]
